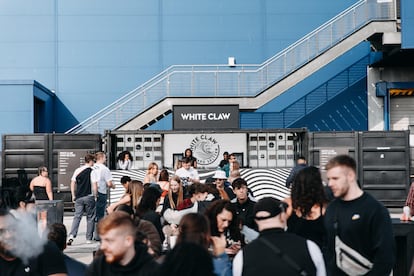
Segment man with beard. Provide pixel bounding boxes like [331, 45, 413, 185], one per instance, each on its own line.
[324, 155, 395, 275]
[86, 211, 159, 276]
[0, 207, 67, 276]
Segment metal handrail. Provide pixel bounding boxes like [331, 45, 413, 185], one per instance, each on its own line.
[67, 0, 395, 134]
[240, 56, 370, 129]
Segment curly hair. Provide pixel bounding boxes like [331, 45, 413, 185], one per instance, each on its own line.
[291, 166, 328, 218]
[117, 150, 132, 161]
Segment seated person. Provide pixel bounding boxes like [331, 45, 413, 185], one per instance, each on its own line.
[175, 157, 200, 185]
[177, 183, 210, 210]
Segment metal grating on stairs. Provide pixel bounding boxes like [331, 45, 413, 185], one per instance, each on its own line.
[240, 56, 370, 129]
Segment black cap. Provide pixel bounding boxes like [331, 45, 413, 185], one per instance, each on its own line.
[254, 197, 288, 220]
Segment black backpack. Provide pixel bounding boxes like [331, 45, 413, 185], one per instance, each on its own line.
[75, 167, 93, 198]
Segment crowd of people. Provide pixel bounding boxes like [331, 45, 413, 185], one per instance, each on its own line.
[0, 151, 407, 276]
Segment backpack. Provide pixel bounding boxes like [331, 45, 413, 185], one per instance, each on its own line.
[75, 167, 93, 198]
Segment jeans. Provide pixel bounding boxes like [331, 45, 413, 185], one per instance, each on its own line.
[94, 192, 107, 240]
[69, 195, 95, 240]
[95, 192, 107, 223]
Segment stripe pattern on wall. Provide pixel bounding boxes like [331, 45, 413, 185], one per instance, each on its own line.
[109, 168, 291, 204]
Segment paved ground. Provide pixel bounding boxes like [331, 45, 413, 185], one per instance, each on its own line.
[63, 214, 98, 265]
[62, 209, 403, 266]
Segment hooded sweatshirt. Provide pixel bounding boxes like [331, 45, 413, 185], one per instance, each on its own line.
[86, 242, 159, 276]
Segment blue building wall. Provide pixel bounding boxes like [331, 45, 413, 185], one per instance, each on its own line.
[401, 0, 414, 48]
[0, 81, 54, 136]
[0, 0, 358, 134]
[147, 42, 373, 130]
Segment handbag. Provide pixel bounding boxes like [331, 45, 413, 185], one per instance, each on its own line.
[334, 208, 373, 275]
[335, 235, 373, 275]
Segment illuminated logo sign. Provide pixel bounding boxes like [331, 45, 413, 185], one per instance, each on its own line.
[173, 105, 239, 130]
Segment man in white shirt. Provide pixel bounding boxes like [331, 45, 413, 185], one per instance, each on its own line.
[92, 152, 114, 241]
[175, 157, 200, 186]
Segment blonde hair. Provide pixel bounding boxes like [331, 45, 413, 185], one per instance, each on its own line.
[168, 175, 184, 209]
[129, 180, 144, 212]
[146, 162, 159, 175]
[95, 152, 106, 161]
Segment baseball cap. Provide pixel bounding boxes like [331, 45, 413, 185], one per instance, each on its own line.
[212, 170, 227, 180]
[254, 197, 288, 220]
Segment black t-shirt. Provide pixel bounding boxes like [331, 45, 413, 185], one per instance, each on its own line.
[0, 241, 67, 276]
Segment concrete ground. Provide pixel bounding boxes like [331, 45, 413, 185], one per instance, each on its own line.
[63, 214, 98, 265]
[62, 209, 403, 266]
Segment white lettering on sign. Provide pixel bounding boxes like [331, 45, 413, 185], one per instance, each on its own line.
[180, 113, 231, 121]
[180, 113, 206, 120]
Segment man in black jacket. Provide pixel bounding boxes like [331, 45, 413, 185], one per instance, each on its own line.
[231, 178, 256, 231]
[86, 212, 159, 276]
[232, 197, 326, 276]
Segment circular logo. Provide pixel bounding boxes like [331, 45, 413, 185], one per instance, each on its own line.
[190, 135, 220, 165]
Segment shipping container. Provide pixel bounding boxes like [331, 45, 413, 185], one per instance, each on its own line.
[104, 129, 308, 170]
[309, 130, 410, 207]
[2, 134, 102, 208]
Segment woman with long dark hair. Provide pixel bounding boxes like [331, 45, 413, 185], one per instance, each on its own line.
[184, 148, 197, 168]
[136, 186, 164, 241]
[204, 199, 243, 258]
[285, 166, 329, 251]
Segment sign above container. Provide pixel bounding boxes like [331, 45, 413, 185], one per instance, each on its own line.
[173, 105, 239, 130]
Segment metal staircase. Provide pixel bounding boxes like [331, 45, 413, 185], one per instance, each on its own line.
[66, 0, 397, 134]
[240, 56, 370, 129]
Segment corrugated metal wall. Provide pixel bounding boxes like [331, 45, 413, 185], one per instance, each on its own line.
[309, 130, 410, 207]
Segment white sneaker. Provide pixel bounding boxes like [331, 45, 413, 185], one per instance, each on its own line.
[86, 240, 93, 244]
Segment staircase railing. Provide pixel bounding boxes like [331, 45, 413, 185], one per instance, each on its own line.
[67, 0, 395, 134]
[240, 56, 370, 129]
